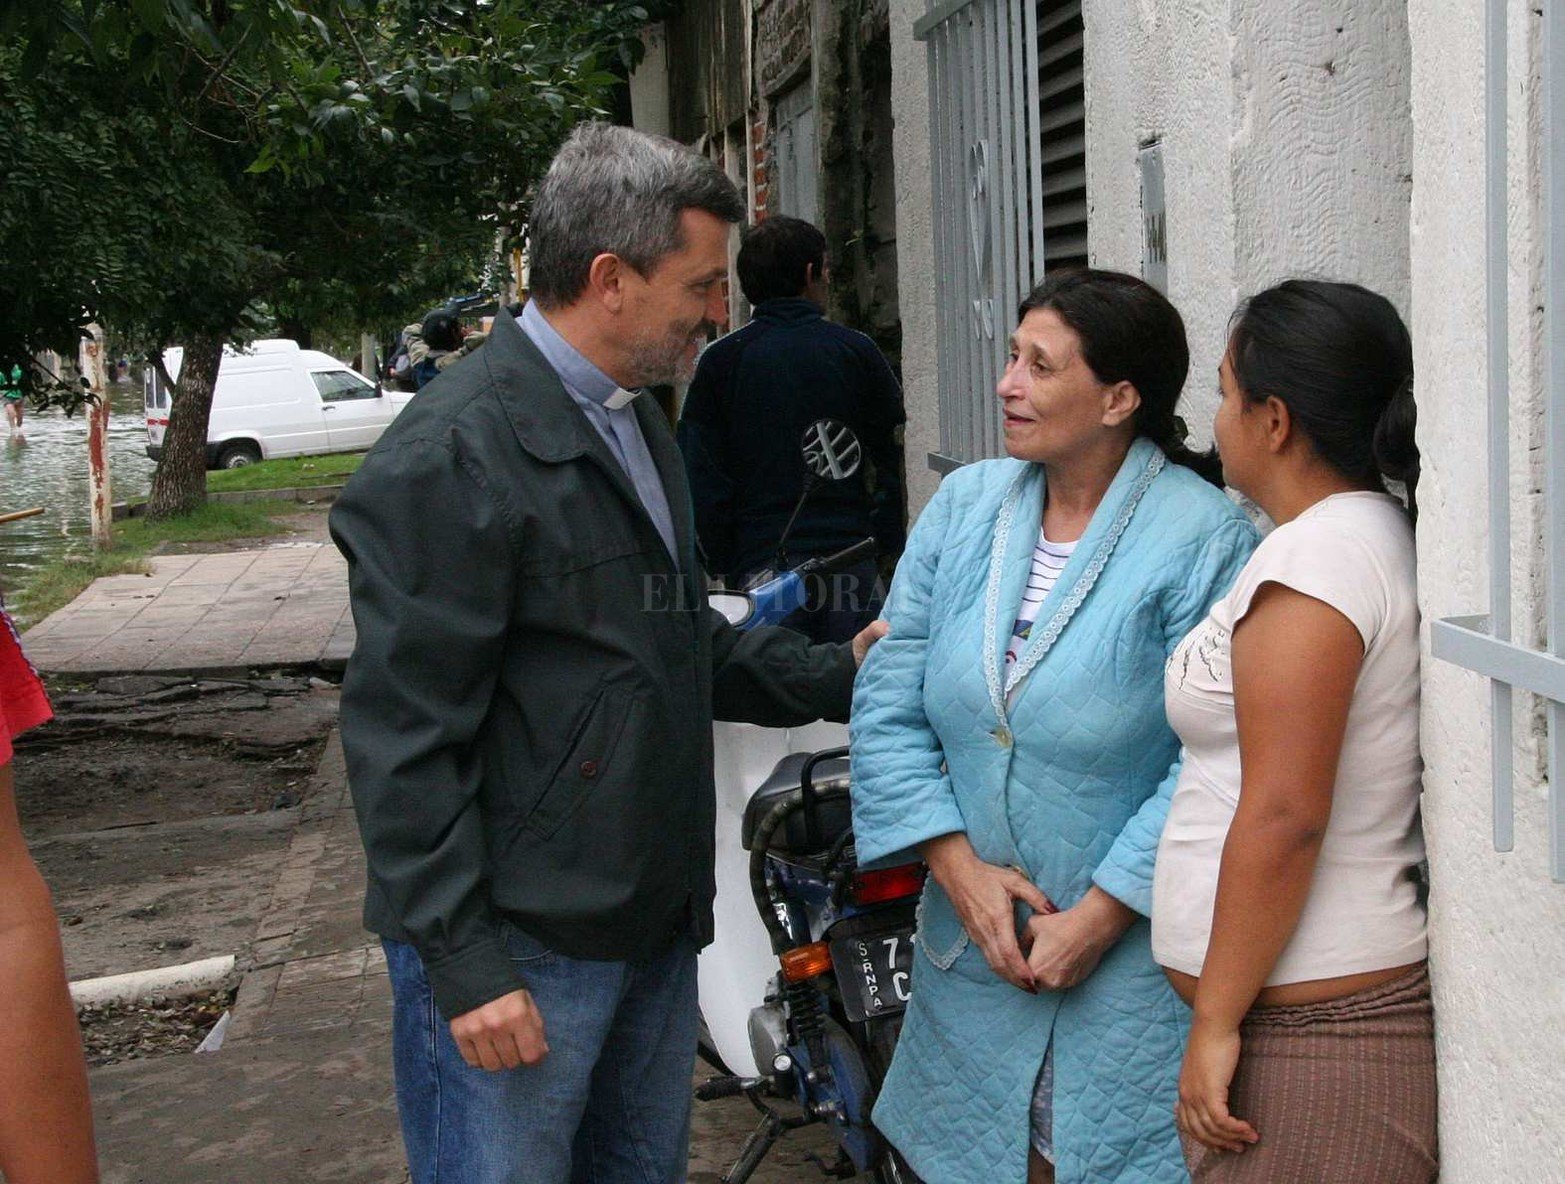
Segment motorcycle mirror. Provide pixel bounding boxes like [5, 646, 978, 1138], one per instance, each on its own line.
[709, 591, 755, 629]
[801, 419, 862, 483]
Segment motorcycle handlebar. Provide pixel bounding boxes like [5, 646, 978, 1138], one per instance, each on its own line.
[797, 538, 876, 577]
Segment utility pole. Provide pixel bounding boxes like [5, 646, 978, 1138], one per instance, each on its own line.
[79, 324, 112, 550]
[359, 332, 378, 381]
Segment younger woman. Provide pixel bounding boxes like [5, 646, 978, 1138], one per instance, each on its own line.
[1152, 280, 1435, 1182]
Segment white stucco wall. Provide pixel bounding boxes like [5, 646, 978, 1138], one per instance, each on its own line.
[887, 0, 941, 514]
[895, 0, 1411, 501]
[1083, 0, 1237, 445]
[1230, 1, 1412, 309]
[1410, 2, 1565, 1179]
[1084, 0, 1410, 446]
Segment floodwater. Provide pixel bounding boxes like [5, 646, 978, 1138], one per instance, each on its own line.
[0, 385, 157, 593]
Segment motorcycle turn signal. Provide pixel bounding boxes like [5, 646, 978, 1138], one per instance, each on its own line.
[778, 941, 834, 982]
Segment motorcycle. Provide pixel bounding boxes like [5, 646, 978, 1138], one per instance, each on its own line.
[698, 421, 925, 1184]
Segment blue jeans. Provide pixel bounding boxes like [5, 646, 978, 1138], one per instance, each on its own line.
[384, 924, 700, 1184]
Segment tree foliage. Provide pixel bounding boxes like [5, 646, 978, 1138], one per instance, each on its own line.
[0, 0, 656, 511]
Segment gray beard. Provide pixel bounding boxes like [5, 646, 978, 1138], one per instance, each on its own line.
[624, 325, 707, 388]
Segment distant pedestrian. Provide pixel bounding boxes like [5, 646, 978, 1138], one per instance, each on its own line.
[1154, 280, 1435, 1182]
[409, 310, 464, 390]
[0, 595, 99, 1183]
[677, 215, 906, 644]
[3, 364, 24, 433]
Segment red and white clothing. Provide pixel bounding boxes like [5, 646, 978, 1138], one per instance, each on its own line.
[0, 600, 50, 764]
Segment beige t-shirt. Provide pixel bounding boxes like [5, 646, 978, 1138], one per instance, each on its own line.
[1151, 492, 1427, 985]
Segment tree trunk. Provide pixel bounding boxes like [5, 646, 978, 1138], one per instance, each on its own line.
[146, 332, 223, 520]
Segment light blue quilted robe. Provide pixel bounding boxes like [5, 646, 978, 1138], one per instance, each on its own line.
[850, 439, 1258, 1183]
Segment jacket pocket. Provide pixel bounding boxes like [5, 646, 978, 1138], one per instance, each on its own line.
[519, 684, 632, 841]
[913, 879, 970, 970]
[499, 919, 558, 968]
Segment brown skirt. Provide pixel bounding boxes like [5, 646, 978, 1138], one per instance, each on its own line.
[1183, 964, 1438, 1184]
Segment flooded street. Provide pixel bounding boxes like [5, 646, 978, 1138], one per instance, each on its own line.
[0, 386, 156, 592]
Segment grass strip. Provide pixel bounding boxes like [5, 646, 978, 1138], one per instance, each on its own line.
[114, 500, 294, 548]
[205, 452, 365, 493]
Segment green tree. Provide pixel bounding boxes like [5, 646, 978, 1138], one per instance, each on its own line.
[0, 1, 654, 517]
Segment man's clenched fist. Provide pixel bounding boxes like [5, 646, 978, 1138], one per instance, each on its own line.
[449, 988, 549, 1071]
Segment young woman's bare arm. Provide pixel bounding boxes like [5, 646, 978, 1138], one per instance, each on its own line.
[0, 762, 99, 1183]
[1176, 581, 1362, 1154]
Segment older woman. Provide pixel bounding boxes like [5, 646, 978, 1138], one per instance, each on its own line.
[851, 269, 1258, 1183]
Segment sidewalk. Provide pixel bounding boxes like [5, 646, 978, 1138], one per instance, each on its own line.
[90, 732, 406, 1184]
[22, 546, 354, 676]
[87, 731, 850, 1183]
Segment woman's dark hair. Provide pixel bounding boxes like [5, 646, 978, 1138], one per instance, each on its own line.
[1227, 279, 1418, 516]
[1017, 268, 1222, 485]
[737, 215, 827, 305]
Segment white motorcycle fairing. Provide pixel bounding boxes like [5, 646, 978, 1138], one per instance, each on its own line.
[699, 718, 849, 1078]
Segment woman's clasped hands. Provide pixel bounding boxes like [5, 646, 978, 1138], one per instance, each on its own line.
[1021, 885, 1136, 991]
[922, 834, 1136, 993]
[922, 833, 1050, 990]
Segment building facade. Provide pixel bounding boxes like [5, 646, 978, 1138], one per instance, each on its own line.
[631, 0, 904, 363]
[638, 2, 1565, 1174]
[885, 1, 1565, 1178]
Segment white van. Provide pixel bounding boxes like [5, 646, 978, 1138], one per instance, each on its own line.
[144, 339, 413, 468]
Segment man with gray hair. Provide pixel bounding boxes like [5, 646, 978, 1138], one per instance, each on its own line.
[331, 123, 884, 1183]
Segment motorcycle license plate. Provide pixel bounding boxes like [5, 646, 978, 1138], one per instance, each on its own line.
[830, 927, 914, 1023]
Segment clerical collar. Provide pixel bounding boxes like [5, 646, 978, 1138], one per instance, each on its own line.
[517, 301, 641, 410]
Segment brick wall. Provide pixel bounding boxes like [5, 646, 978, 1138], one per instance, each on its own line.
[750, 113, 771, 222]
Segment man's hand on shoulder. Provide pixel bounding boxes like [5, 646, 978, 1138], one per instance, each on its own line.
[852, 620, 890, 668]
[449, 988, 549, 1071]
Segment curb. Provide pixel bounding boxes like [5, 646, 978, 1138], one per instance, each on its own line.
[70, 954, 237, 1008]
[113, 484, 346, 522]
[34, 656, 348, 681]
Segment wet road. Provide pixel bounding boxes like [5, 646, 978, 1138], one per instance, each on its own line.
[0, 386, 156, 591]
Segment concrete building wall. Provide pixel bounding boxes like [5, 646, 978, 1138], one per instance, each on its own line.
[887, 0, 1565, 1173]
[1410, 2, 1565, 1179]
[1230, 2, 1411, 307]
[628, 24, 672, 137]
[1083, 0, 1410, 450]
[653, 0, 903, 353]
[1082, 0, 1237, 450]
[895, 0, 1409, 506]
[887, 0, 940, 514]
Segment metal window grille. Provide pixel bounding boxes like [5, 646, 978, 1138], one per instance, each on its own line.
[916, 0, 1086, 473]
[1036, 1, 1088, 271]
[1429, 0, 1565, 882]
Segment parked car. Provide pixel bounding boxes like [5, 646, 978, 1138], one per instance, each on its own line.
[144, 339, 414, 468]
